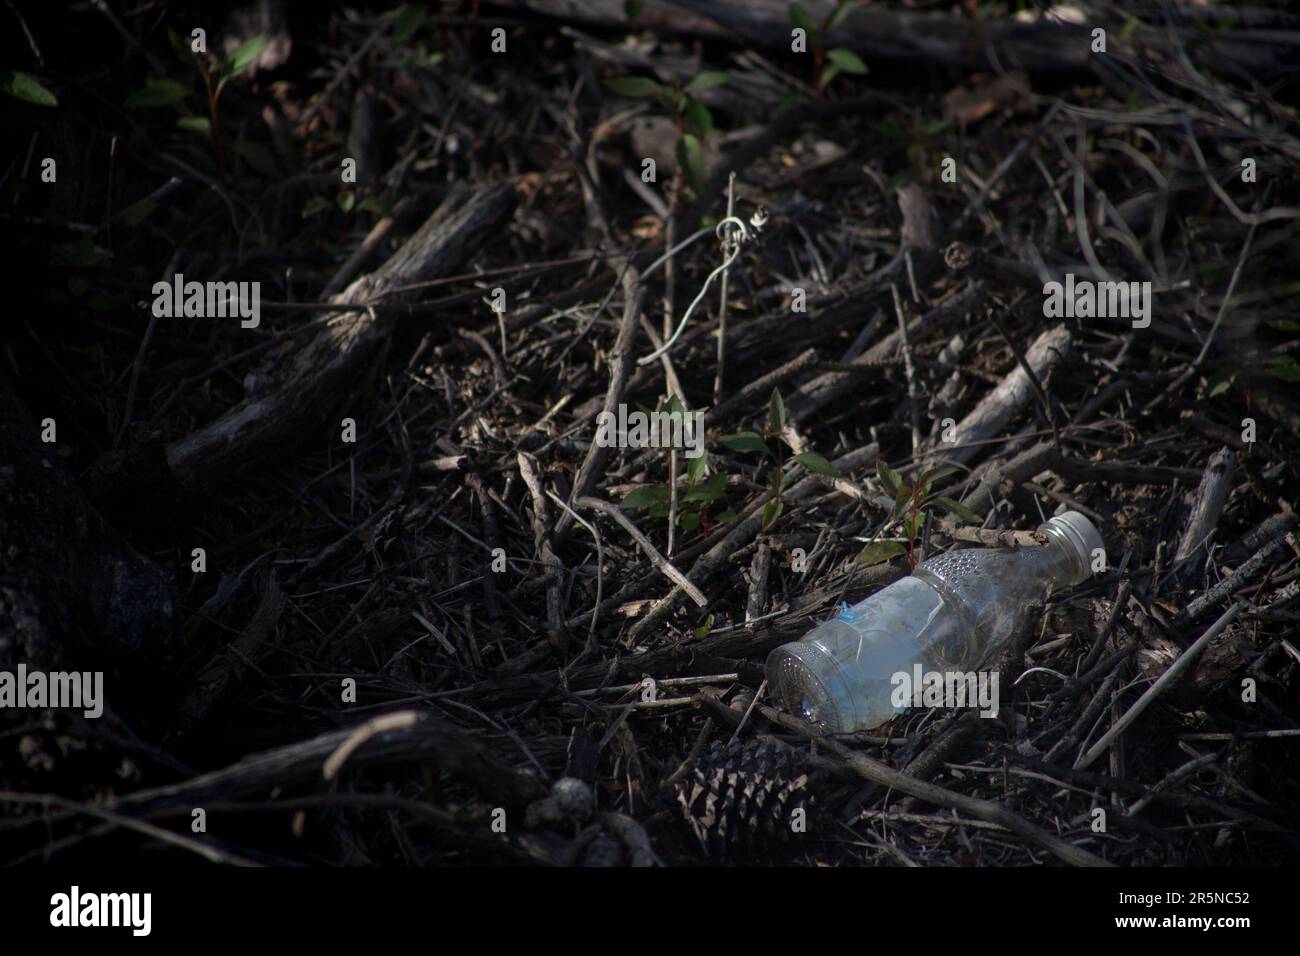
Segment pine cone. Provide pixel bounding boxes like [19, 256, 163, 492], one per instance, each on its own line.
[674, 738, 815, 860]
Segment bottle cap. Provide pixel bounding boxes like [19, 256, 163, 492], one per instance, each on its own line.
[1039, 511, 1105, 582]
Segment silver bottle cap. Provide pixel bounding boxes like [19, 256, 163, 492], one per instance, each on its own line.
[1039, 511, 1105, 583]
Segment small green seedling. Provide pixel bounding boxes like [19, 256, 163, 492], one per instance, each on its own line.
[788, 2, 868, 98]
[603, 70, 730, 197]
[126, 31, 272, 174]
[719, 388, 841, 530]
[859, 461, 982, 571]
[621, 396, 736, 537]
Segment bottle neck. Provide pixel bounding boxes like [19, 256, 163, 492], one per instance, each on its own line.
[1038, 522, 1091, 585]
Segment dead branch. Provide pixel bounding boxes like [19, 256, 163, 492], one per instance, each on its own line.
[166, 182, 519, 488]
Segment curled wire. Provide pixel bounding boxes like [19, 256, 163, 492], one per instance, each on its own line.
[636, 209, 766, 367]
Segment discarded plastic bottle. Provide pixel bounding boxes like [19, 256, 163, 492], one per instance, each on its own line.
[766, 511, 1104, 733]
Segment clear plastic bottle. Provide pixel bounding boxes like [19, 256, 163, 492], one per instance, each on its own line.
[765, 511, 1104, 733]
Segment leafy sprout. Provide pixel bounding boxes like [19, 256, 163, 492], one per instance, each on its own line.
[788, 1, 868, 97]
[603, 71, 730, 197]
[1, 70, 58, 107]
[719, 388, 841, 530]
[621, 396, 736, 536]
[125, 31, 272, 174]
[858, 461, 981, 570]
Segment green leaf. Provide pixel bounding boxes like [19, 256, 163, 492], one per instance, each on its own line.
[225, 34, 271, 78]
[677, 512, 700, 533]
[337, 191, 356, 213]
[817, 64, 842, 91]
[115, 198, 158, 228]
[932, 496, 983, 524]
[702, 473, 733, 502]
[1267, 319, 1300, 332]
[357, 196, 390, 216]
[126, 80, 190, 109]
[857, 539, 906, 566]
[715, 509, 737, 524]
[625, 0, 645, 20]
[891, 484, 911, 520]
[177, 115, 211, 137]
[1, 70, 57, 107]
[877, 460, 902, 496]
[826, 1, 855, 31]
[825, 48, 868, 75]
[683, 471, 727, 504]
[692, 612, 714, 639]
[167, 28, 192, 63]
[1268, 356, 1300, 382]
[719, 431, 768, 454]
[685, 451, 709, 483]
[1204, 370, 1235, 397]
[918, 463, 963, 486]
[762, 498, 784, 529]
[676, 132, 706, 195]
[793, 451, 841, 477]
[767, 387, 787, 432]
[604, 76, 671, 99]
[788, 2, 818, 36]
[302, 195, 334, 218]
[683, 97, 713, 137]
[622, 486, 669, 510]
[391, 4, 428, 44]
[685, 71, 730, 95]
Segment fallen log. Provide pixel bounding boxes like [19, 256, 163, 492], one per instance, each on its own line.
[941, 324, 1071, 467]
[487, 0, 1300, 80]
[0, 371, 175, 670]
[166, 182, 519, 489]
[1173, 447, 1236, 587]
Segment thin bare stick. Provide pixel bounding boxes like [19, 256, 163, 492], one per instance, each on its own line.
[728, 679, 767, 744]
[667, 448, 677, 559]
[892, 283, 923, 461]
[714, 172, 736, 403]
[543, 489, 603, 654]
[1075, 602, 1245, 771]
[575, 496, 707, 607]
[745, 538, 771, 622]
[556, 262, 645, 540]
[1151, 194, 1263, 408]
[517, 453, 567, 643]
[322, 710, 419, 781]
